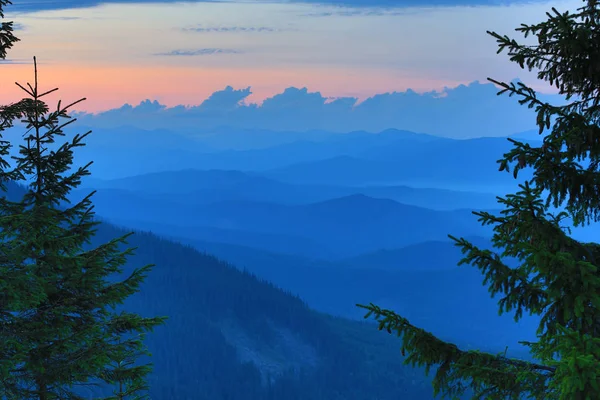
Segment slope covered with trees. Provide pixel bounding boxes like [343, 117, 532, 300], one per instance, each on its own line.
[0, 180, 440, 399]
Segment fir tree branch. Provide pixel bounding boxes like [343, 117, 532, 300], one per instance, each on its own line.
[449, 235, 549, 321]
[357, 303, 554, 398]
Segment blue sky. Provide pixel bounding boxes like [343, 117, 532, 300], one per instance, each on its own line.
[1, 0, 577, 136]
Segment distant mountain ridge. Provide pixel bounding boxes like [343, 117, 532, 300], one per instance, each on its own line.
[80, 168, 500, 210]
[74, 189, 494, 258]
[341, 236, 492, 271]
[55, 125, 536, 184]
[264, 137, 535, 190]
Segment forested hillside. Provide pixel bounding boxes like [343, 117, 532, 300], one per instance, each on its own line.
[2, 181, 441, 399]
[92, 223, 439, 399]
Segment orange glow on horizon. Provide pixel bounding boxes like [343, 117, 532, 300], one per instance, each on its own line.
[0, 63, 472, 113]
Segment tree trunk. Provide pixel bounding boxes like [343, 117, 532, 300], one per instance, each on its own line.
[36, 376, 48, 400]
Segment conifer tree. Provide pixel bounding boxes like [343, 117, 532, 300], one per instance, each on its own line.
[360, 1, 600, 399]
[0, 3, 166, 398]
[0, 0, 39, 393]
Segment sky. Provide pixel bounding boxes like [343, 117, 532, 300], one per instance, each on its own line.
[1, 0, 580, 115]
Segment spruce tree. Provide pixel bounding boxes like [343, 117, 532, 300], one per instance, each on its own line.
[360, 1, 600, 399]
[0, 0, 39, 393]
[0, 5, 166, 397]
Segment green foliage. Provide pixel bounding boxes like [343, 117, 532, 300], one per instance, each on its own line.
[102, 323, 154, 400]
[0, 2, 30, 394]
[359, 1, 600, 399]
[0, 0, 26, 184]
[0, 0, 19, 60]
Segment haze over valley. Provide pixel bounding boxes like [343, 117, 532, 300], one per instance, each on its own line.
[1, 0, 594, 398]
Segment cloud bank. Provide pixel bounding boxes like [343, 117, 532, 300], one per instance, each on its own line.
[73, 80, 567, 138]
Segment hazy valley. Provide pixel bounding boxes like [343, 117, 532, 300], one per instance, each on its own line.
[2, 0, 596, 397]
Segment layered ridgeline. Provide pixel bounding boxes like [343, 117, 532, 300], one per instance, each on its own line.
[3, 181, 441, 400]
[72, 182, 496, 259]
[69, 169, 543, 363]
[55, 125, 538, 191]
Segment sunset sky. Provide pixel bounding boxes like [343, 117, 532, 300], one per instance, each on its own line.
[1, 0, 579, 113]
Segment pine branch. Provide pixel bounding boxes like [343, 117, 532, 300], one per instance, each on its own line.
[449, 235, 549, 320]
[357, 303, 554, 398]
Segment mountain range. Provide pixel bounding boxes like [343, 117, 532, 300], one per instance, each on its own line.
[81, 169, 500, 210]
[65, 126, 546, 358]
[38, 125, 541, 189]
[3, 181, 444, 400]
[71, 187, 494, 258]
[4, 124, 552, 399]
